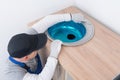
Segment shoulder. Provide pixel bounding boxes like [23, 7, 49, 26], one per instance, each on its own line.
[25, 28, 38, 34]
[2, 58, 27, 80]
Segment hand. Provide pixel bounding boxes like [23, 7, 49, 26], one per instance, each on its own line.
[71, 13, 85, 23]
[50, 40, 62, 58]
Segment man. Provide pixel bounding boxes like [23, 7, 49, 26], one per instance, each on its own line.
[3, 13, 83, 80]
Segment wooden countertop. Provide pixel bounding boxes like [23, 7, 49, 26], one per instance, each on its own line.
[29, 6, 120, 80]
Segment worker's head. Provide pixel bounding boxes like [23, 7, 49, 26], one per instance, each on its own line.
[7, 33, 47, 62]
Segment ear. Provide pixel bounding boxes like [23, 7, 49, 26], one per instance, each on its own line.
[23, 56, 29, 61]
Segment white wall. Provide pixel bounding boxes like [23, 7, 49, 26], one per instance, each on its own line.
[75, 0, 120, 34]
[0, 0, 75, 63]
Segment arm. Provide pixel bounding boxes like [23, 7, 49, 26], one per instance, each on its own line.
[26, 13, 84, 34]
[23, 57, 58, 80]
[30, 14, 71, 33]
[23, 40, 62, 80]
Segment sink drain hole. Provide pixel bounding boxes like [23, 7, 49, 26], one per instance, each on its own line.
[67, 34, 76, 40]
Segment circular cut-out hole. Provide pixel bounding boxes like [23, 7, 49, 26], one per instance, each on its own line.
[67, 34, 76, 40]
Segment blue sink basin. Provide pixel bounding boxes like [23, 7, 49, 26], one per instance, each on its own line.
[47, 20, 86, 43]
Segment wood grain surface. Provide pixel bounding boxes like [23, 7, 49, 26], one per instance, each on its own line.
[29, 6, 120, 80]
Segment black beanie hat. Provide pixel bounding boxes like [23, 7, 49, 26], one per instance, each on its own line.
[8, 33, 47, 58]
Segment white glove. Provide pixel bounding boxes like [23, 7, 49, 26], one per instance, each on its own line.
[50, 40, 62, 59]
[71, 13, 85, 23]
